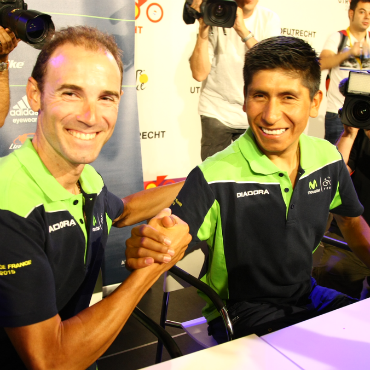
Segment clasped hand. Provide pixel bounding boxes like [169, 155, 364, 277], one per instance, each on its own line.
[125, 208, 192, 270]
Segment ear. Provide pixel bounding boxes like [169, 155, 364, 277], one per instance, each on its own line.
[309, 90, 323, 118]
[26, 77, 41, 112]
[349, 9, 354, 21]
[243, 86, 247, 113]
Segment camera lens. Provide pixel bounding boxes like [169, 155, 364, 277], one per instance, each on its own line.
[214, 4, 226, 18]
[352, 101, 370, 122]
[26, 17, 46, 41]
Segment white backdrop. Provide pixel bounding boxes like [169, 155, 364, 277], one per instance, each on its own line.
[135, 0, 352, 184]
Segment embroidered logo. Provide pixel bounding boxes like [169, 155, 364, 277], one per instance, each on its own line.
[237, 189, 270, 198]
[49, 219, 76, 233]
[92, 214, 103, 232]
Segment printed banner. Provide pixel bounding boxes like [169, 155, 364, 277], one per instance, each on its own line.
[1, 0, 142, 286]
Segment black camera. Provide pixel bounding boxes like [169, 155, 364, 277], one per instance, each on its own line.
[183, 0, 237, 28]
[0, 0, 54, 49]
[339, 72, 370, 130]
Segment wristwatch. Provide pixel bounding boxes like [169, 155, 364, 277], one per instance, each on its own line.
[0, 61, 9, 72]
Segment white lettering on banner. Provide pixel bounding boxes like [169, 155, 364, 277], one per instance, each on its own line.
[281, 28, 316, 38]
[237, 190, 270, 198]
[8, 60, 24, 69]
[140, 131, 166, 139]
[10, 96, 39, 119]
[12, 117, 38, 124]
[49, 219, 77, 233]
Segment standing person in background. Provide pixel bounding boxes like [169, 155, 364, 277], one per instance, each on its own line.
[189, 0, 280, 161]
[0, 26, 19, 127]
[320, 0, 370, 144]
[313, 125, 370, 299]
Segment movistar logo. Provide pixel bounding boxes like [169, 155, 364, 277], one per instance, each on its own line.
[92, 214, 103, 232]
[49, 219, 76, 233]
[309, 180, 318, 190]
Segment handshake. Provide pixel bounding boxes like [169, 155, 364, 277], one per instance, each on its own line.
[125, 208, 192, 271]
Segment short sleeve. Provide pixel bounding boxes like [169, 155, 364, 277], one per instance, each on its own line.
[0, 210, 58, 327]
[170, 166, 215, 244]
[105, 188, 124, 221]
[330, 158, 364, 217]
[264, 12, 281, 39]
[322, 32, 341, 54]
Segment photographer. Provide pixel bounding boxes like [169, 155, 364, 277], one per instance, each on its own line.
[0, 26, 19, 127]
[312, 125, 370, 299]
[189, 0, 280, 161]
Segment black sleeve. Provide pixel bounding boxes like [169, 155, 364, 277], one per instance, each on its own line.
[106, 187, 124, 221]
[330, 158, 364, 217]
[170, 166, 216, 244]
[0, 210, 58, 327]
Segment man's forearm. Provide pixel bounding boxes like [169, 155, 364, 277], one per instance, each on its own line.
[115, 181, 184, 227]
[0, 58, 10, 126]
[335, 215, 370, 269]
[320, 50, 352, 70]
[190, 34, 211, 81]
[6, 265, 166, 370]
[336, 131, 357, 172]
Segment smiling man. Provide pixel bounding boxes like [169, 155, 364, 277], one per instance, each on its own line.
[0, 26, 190, 370]
[127, 36, 370, 343]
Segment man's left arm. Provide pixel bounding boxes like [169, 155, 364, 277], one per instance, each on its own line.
[334, 214, 370, 269]
[0, 27, 19, 126]
[113, 181, 184, 227]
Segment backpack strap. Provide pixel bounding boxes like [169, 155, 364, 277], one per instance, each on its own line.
[338, 30, 348, 53]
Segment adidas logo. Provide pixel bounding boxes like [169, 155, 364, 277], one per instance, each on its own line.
[10, 96, 38, 122]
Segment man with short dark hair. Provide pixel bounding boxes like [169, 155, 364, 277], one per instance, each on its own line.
[0, 26, 190, 370]
[127, 36, 370, 343]
[320, 0, 370, 144]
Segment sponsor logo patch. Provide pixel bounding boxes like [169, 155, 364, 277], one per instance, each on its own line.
[49, 219, 77, 233]
[237, 189, 270, 198]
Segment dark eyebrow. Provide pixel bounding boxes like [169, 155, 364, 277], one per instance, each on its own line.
[56, 84, 120, 99]
[248, 88, 300, 97]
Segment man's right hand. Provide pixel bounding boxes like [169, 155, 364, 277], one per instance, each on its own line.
[342, 124, 359, 140]
[0, 26, 19, 62]
[125, 208, 192, 270]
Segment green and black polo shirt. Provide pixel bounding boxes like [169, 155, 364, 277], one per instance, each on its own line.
[0, 139, 123, 369]
[170, 129, 363, 323]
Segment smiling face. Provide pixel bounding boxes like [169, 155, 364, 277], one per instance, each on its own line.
[350, 1, 370, 32]
[244, 68, 322, 159]
[27, 43, 122, 169]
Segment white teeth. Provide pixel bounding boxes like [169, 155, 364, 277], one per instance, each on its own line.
[261, 128, 287, 135]
[68, 130, 97, 141]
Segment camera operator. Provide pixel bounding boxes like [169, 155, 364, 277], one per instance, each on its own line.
[320, 0, 370, 144]
[312, 101, 370, 299]
[0, 26, 19, 127]
[189, 0, 280, 161]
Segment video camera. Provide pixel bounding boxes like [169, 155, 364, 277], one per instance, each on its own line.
[0, 0, 54, 49]
[339, 72, 370, 130]
[183, 0, 237, 28]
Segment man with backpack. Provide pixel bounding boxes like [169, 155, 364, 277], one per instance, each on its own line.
[320, 0, 370, 144]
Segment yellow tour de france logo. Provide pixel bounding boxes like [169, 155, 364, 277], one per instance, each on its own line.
[0, 260, 32, 276]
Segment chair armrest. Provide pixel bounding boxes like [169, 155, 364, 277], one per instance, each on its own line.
[169, 266, 234, 340]
[132, 307, 183, 359]
[321, 236, 351, 252]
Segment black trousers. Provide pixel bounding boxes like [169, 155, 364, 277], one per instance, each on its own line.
[208, 278, 357, 344]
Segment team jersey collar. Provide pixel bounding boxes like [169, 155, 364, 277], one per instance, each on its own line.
[14, 139, 102, 201]
[239, 128, 313, 175]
